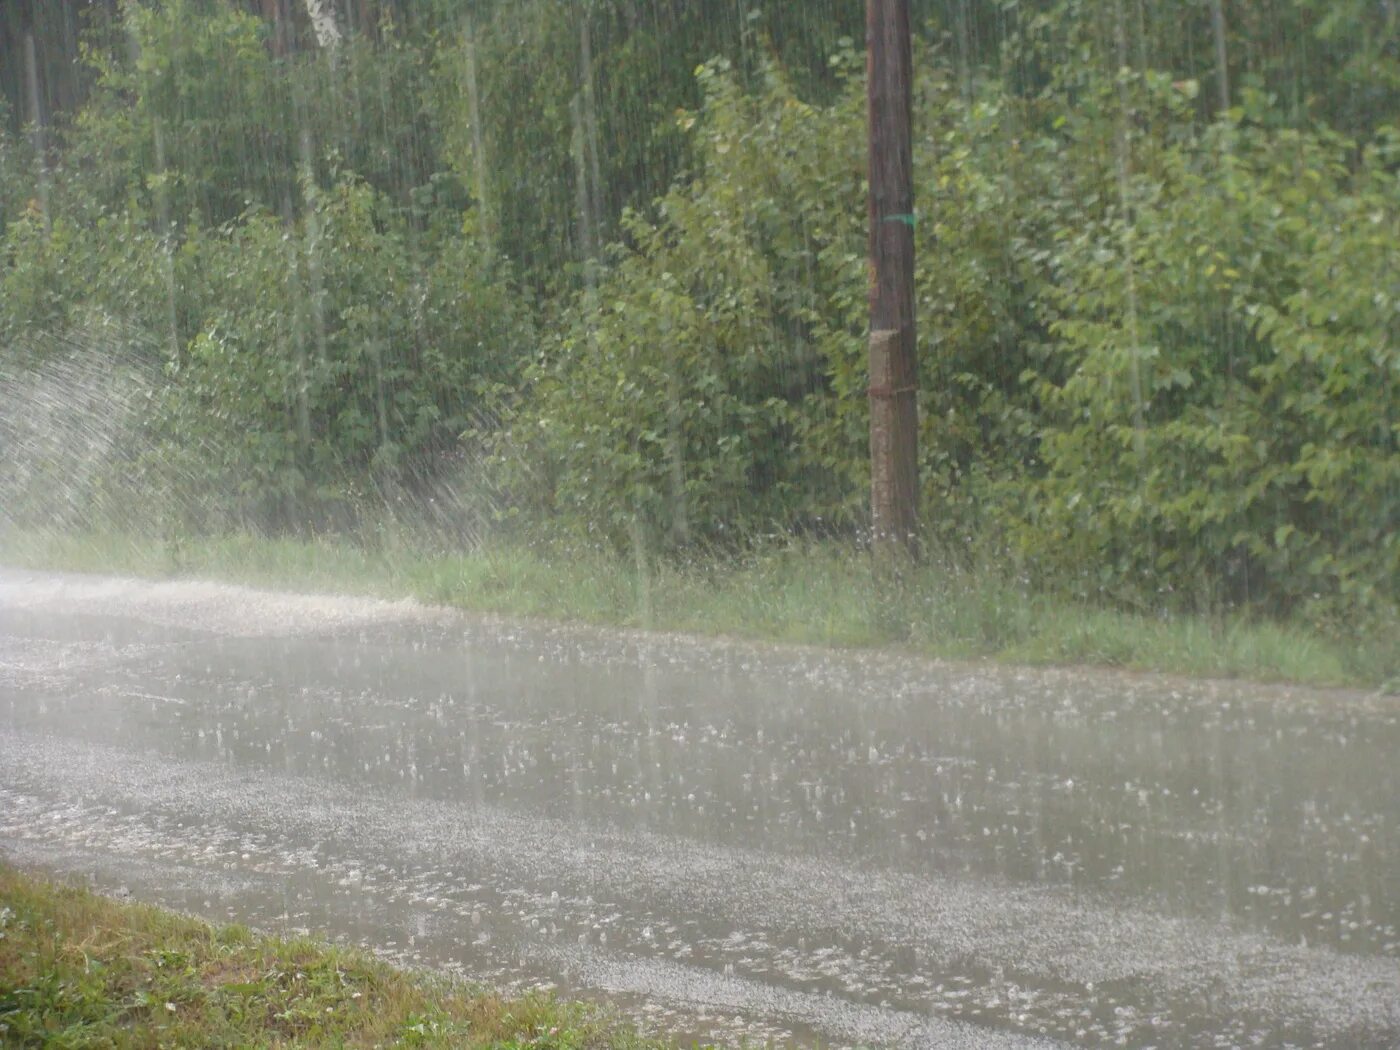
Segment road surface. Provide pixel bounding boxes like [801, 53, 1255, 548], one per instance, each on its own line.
[2, 568, 1397, 1047]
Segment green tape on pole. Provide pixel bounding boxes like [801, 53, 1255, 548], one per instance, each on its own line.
[881, 213, 917, 228]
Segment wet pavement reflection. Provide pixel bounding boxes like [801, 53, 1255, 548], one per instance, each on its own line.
[2, 569, 1397, 1047]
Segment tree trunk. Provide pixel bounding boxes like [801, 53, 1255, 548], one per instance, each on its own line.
[463, 18, 492, 245]
[298, 128, 328, 368]
[579, 13, 604, 241]
[1113, 0, 1147, 457]
[1211, 0, 1231, 113]
[665, 324, 689, 548]
[570, 93, 598, 298]
[23, 30, 50, 230]
[260, 0, 294, 57]
[302, 0, 341, 53]
[152, 120, 181, 365]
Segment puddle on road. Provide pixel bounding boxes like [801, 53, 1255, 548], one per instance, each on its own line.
[2, 569, 1398, 1047]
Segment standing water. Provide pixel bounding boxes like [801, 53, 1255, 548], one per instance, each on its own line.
[1, 569, 1396, 1047]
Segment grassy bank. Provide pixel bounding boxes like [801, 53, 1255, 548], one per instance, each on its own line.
[0, 528, 1394, 691]
[0, 863, 668, 1049]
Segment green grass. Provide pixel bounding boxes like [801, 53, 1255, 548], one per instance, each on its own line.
[1, 527, 1394, 691]
[0, 864, 676, 1050]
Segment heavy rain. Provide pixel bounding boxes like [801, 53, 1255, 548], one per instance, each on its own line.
[1, 2, 1398, 1048]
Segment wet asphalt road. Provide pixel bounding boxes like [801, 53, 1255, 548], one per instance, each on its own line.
[1, 568, 1397, 1048]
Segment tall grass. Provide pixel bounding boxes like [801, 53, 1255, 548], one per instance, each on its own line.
[2, 526, 1391, 690]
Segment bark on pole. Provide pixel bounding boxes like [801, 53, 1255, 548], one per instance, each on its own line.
[867, 0, 919, 556]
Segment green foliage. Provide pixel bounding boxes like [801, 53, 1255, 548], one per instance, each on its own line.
[0, 1, 529, 532]
[430, 1, 870, 288]
[1, 0, 1395, 639]
[67, 0, 450, 231]
[163, 175, 527, 529]
[0, 116, 35, 233]
[498, 58, 866, 548]
[490, 40, 1397, 628]
[70, 0, 281, 226]
[0, 205, 172, 356]
[492, 51, 1050, 545]
[1025, 78, 1399, 620]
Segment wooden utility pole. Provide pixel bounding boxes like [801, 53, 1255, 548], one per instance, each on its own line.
[867, 0, 918, 555]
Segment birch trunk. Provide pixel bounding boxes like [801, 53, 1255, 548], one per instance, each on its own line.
[302, 0, 342, 52]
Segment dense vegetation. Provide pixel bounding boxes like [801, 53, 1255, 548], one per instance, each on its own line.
[1, 0, 1396, 644]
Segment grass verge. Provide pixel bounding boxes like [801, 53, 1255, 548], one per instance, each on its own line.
[0, 863, 670, 1049]
[1, 527, 1394, 691]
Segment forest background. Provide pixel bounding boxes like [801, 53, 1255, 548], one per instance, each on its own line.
[1, 0, 1396, 676]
